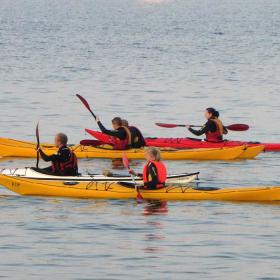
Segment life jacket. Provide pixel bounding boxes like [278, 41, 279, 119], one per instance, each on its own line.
[51, 147, 78, 175]
[129, 126, 146, 148]
[111, 126, 132, 150]
[205, 118, 226, 142]
[143, 160, 167, 189]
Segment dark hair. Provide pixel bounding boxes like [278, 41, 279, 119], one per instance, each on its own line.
[122, 119, 129, 127]
[206, 107, 219, 118]
[56, 133, 68, 145]
[112, 117, 122, 126]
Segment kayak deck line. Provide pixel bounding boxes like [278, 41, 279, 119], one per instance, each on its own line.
[0, 168, 199, 184]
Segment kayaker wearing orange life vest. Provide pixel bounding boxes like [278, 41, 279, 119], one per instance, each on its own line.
[186, 108, 228, 142]
[37, 133, 78, 176]
[96, 117, 131, 150]
[130, 147, 167, 190]
[122, 119, 146, 148]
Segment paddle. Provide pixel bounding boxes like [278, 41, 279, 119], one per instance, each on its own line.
[76, 94, 97, 120]
[80, 139, 105, 147]
[36, 122, 40, 168]
[122, 153, 143, 202]
[155, 123, 249, 131]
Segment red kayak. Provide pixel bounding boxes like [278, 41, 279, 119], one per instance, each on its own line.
[85, 129, 280, 152]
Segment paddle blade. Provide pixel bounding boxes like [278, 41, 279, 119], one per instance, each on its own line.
[80, 139, 104, 147]
[76, 94, 91, 111]
[36, 121, 40, 146]
[35, 121, 40, 169]
[226, 124, 249, 131]
[155, 123, 181, 128]
[136, 188, 144, 202]
[122, 153, 130, 169]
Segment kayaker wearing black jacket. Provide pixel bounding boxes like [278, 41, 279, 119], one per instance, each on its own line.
[96, 117, 131, 150]
[130, 147, 167, 190]
[122, 119, 146, 148]
[37, 133, 78, 176]
[186, 108, 228, 142]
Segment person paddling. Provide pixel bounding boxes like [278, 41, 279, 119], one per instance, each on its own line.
[96, 117, 132, 150]
[186, 108, 228, 142]
[122, 119, 146, 148]
[37, 133, 78, 176]
[130, 147, 167, 189]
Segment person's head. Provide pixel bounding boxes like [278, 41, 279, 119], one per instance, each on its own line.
[205, 107, 219, 120]
[54, 133, 68, 148]
[145, 147, 161, 162]
[111, 117, 122, 130]
[122, 119, 129, 127]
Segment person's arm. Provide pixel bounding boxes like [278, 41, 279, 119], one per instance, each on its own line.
[97, 121, 126, 140]
[38, 148, 60, 162]
[188, 120, 216, 136]
[144, 163, 159, 188]
[223, 126, 228, 135]
[128, 169, 142, 178]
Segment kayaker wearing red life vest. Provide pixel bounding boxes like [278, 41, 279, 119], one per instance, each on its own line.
[130, 147, 167, 190]
[37, 133, 78, 176]
[96, 117, 131, 150]
[186, 108, 228, 142]
[122, 119, 146, 148]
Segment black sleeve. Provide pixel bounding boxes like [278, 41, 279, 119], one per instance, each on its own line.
[97, 121, 126, 140]
[39, 149, 60, 162]
[189, 121, 211, 136]
[39, 148, 71, 163]
[144, 163, 159, 188]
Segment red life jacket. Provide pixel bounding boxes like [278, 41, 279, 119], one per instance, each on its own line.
[51, 147, 78, 175]
[205, 118, 225, 142]
[111, 126, 132, 150]
[143, 160, 167, 189]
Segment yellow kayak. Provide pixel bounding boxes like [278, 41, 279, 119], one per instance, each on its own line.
[0, 174, 279, 202]
[0, 137, 263, 160]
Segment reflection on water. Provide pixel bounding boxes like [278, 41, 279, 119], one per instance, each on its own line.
[143, 201, 168, 216]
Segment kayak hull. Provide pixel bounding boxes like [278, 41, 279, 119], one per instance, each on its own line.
[1, 174, 280, 202]
[86, 129, 279, 152]
[0, 138, 259, 160]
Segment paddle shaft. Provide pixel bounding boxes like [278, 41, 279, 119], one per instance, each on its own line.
[122, 154, 143, 201]
[88, 109, 97, 120]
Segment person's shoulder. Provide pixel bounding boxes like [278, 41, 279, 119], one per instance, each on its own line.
[60, 146, 71, 154]
[207, 119, 216, 126]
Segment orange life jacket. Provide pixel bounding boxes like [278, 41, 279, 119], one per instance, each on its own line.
[111, 126, 132, 150]
[205, 118, 226, 142]
[51, 147, 78, 175]
[143, 160, 167, 189]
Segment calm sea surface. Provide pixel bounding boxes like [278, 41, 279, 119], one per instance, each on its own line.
[1, 0, 280, 279]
